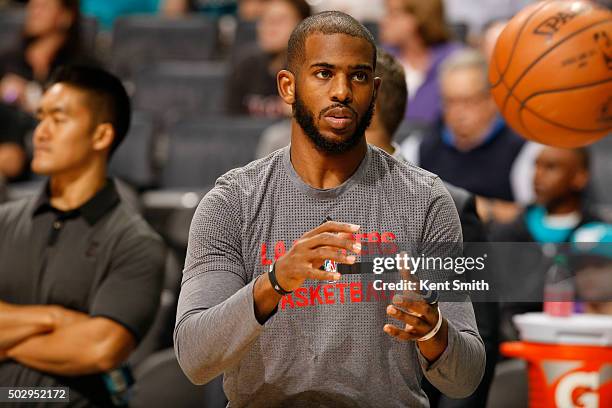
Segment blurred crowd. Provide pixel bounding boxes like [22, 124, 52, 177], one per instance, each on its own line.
[0, 0, 611, 407]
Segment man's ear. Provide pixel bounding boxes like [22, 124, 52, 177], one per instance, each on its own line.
[91, 123, 115, 154]
[277, 69, 296, 105]
[572, 168, 590, 192]
[372, 76, 381, 103]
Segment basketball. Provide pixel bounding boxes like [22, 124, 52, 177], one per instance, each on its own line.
[489, 0, 612, 148]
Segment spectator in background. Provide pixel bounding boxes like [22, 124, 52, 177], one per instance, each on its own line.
[162, 0, 237, 18]
[0, 103, 33, 181]
[225, 0, 311, 117]
[490, 147, 597, 243]
[0, 65, 164, 406]
[380, 0, 460, 125]
[489, 146, 599, 340]
[0, 0, 97, 113]
[406, 49, 525, 203]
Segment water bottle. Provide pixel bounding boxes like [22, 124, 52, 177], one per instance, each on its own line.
[543, 254, 575, 317]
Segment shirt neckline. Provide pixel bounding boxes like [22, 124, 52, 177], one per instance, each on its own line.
[282, 144, 371, 200]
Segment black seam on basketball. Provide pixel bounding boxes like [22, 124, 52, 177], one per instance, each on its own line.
[501, 18, 611, 114]
[516, 89, 612, 134]
[521, 77, 612, 108]
[490, 0, 551, 89]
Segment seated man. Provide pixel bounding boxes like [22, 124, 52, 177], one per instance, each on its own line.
[0, 65, 165, 406]
[490, 145, 599, 340]
[403, 49, 526, 202]
[490, 146, 597, 243]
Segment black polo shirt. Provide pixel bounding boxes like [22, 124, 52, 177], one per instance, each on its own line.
[0, 179, 165, 407]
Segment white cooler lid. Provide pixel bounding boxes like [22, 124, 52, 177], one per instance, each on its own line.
[513, 313, 612, 346]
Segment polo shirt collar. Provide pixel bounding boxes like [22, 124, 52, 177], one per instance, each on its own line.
[32, 179, 120, 225]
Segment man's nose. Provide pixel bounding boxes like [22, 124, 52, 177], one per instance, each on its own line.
[33, 118, 50, 143]
[329, 74, 353, 104]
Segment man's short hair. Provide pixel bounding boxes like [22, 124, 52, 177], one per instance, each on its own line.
[286, 11, 377, 74]
[47, 65, 131, 156]
[375, 49, 407, 138]
[439, 49, 489, 90]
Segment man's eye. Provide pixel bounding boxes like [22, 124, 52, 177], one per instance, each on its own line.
[315, 71, 331, 79]
[352, 72, 367, 82]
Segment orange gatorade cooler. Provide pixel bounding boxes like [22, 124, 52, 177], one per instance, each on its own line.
[501, 313, 612, 408]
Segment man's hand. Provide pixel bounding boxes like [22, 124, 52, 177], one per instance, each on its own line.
[383, 257, 448, 363]
[274, 221, 361, 291]
[253, 221, 361, 323]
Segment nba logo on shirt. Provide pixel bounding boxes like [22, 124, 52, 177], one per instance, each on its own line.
[324, 259, 337, 273]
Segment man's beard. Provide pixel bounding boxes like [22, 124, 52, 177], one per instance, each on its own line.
[293, 92, 375, 155]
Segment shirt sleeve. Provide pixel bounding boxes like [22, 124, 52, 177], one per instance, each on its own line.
[418, 176, 486, 398]
[173, 173, 266, 385]
[89, 219, 165, 343]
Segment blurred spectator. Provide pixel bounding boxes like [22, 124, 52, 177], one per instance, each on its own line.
[405, 49, 526, 202]
[80, 0, 159, 31]
[490, 146, 597, 243]
[0, 0, 97, 113]
[0, 65, 164, 406]
[380, 0, 461, 125]
[0, 103, 31, 181]
[490, 146, 600, 340]
[225, 0, 310, 117]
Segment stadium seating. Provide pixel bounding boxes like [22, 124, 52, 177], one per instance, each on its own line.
[160, 117, 277, 188]
[110, 111, 159, 189]
[111, 15, 218, 78]
[132, 61, 227, 126]
[131, 348, 227, 408]
[486, 359, 528, 408]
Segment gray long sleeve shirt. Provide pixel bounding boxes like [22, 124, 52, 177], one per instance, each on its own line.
[174, 146, 485, 407]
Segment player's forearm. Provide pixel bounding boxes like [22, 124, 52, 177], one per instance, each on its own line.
[416, 318, 449, 363]
[0, 302, 54, 349]
[253, 273, 282, 324]
[419, 320, 485, 399]
[6, 319, 132, 376]
[174, 280, 265, 385]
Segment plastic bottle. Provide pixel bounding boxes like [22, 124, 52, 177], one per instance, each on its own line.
[543, 254, 575, 317]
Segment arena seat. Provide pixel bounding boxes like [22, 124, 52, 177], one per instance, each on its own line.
[485, 359, 528, 408]
[230, 20, 257, 62]
[132, 61, 227, 127]
[131, 348, 227, 408]
[111, 15, 217, 78]
[110, 111, 158, 189]
[160, 117, 277, 188]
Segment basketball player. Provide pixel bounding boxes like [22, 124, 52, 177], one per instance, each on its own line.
[174, 12, 485, 407]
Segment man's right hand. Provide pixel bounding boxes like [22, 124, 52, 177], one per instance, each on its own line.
[273, 221, 361, 291]
[253, 221, 361, 323]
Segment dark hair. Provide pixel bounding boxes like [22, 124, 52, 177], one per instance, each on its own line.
[375, 49, 407, 138]
[24, 0, 83, 55]
[286, 11, 377, 73]
[277, 0, 311, 21]
[397, 0, 451, 46]
[47, 65, 131, 156]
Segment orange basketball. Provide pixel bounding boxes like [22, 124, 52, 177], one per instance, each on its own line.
[489, 0, 612, 148]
